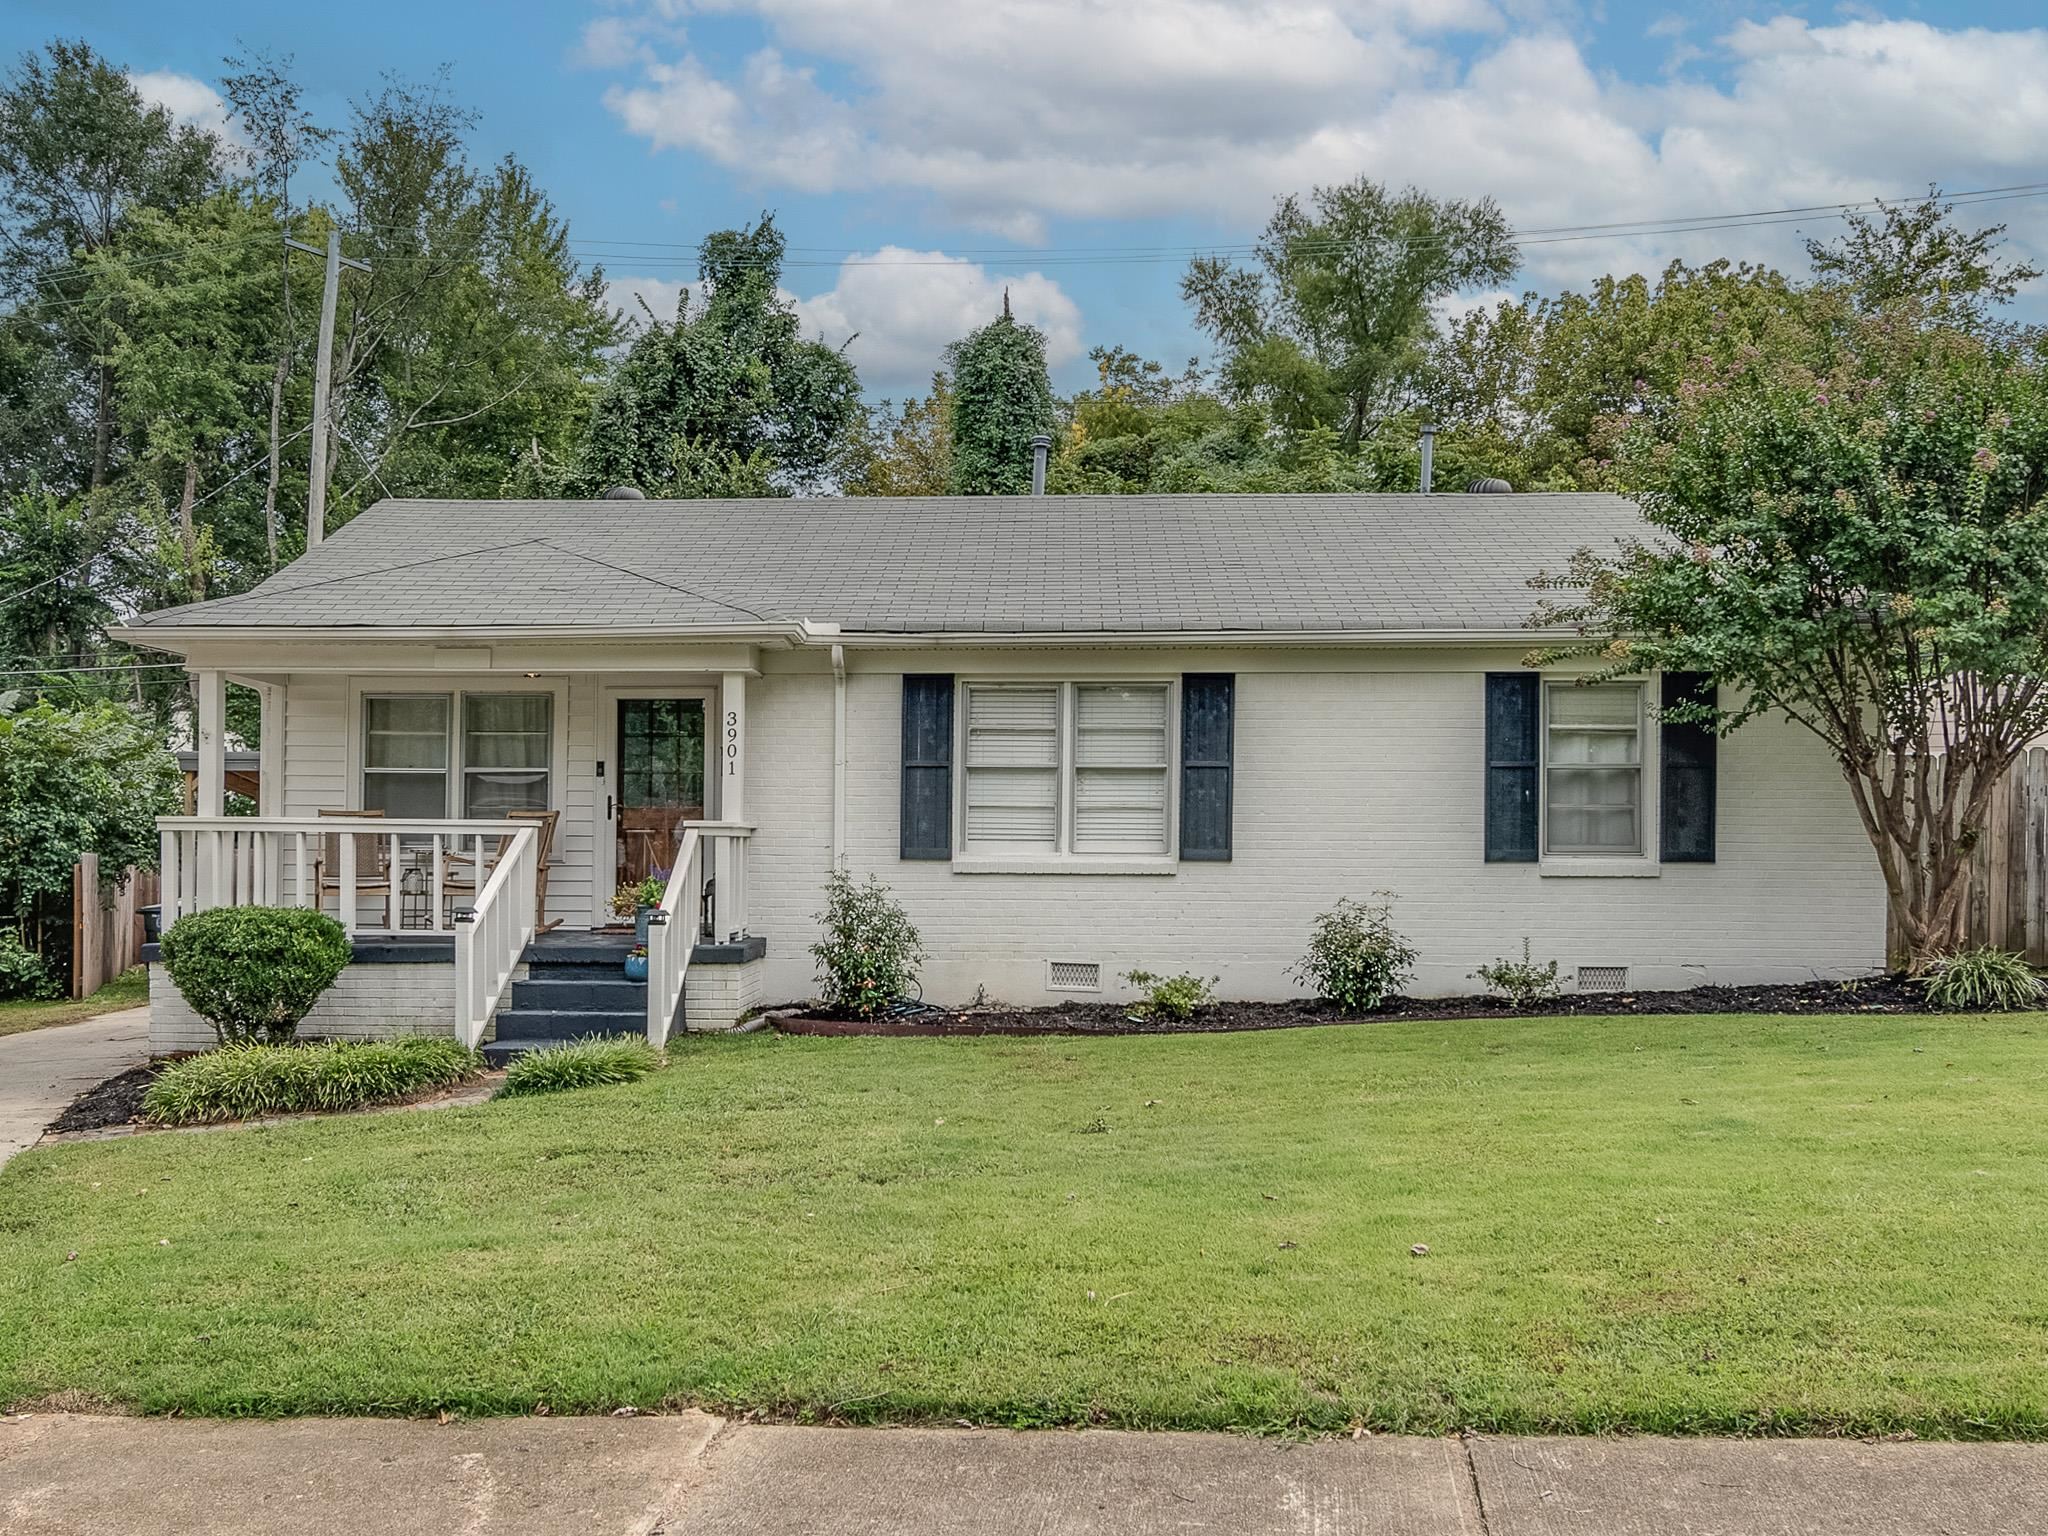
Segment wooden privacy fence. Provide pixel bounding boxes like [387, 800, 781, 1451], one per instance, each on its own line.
[1886, 747, 2048, 963]
[71, 854, 158, 998]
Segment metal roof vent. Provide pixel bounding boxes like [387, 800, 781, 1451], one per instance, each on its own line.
[602, 484, 646, 500]
[1466, 477, 1513, 494]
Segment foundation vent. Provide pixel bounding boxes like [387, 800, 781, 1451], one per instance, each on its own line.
[1576, 965, 1630, 994]
[1046, 960, 1101, 992]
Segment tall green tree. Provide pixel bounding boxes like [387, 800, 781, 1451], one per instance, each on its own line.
[563, 215, 857, 496]
[0, 40, 223, 494]
[945, 294, 1056, 495]
[324, 74, 618, 521]
[1539, 306, 2048, 971]
[1183, 177, 1516, 448]
[844, 372, 953, 496]
[78, 191, 280, 599]
[1806, 188, 2043, 323]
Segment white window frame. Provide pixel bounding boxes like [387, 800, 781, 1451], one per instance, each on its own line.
[1538, 677, 1662, 877]
[953, 678, 1180, 874]
[349, 678, 567, 820]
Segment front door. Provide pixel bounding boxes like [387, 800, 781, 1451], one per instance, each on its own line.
[615, 698, 707, 889]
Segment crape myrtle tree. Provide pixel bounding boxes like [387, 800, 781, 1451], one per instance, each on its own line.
[1539, 303, 2048, 972]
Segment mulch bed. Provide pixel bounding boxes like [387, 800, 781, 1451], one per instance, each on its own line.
[777, 975, 1960, 1037]
[47, 1061, 167, 1132]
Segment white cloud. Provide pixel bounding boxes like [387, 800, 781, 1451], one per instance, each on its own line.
[605, 249, 1082, 394]
[128, 69, 238, 145]
[788, 248, 1083, 393]
[587, 6, 2048, 296]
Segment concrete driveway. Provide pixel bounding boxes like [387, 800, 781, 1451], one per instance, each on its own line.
[3, 1411, 2043, 1536]
[0, 1007, 150, 1167]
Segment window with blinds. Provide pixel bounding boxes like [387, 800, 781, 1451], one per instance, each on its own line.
[361, 691, 553, 819]
[462, 693, 553, 817]
[1544, 682, 1643, 855]
[960, 681, 1173, 857]
[963, 684, 1061, 850]
[363, 695, 451, 817]
[1073, 683, 1169, 854]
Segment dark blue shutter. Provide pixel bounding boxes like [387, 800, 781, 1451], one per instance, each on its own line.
[1179, 674, 1234, 861]
[1659, 672, 1717, 863]
[900, 675, 953, 860]
[1484, 673, 1540, 862]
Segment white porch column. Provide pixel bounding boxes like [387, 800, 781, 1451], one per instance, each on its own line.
[193, 669, 227, 817]
[720, 671, 747, 823]
[717, 671, 747, 940]
[255, 680, 286, 817]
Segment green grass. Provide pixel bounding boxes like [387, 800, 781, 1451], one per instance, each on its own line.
[496, 1036, 665, 1098]
[0, 968, 147, 1038]
[142, 1038, 485, 1125]
[2, 1012, 2045, 1436]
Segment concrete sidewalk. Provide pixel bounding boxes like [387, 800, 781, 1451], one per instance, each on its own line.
[0, 1007, 149, 1167]
[3, 1411, 2043, 1536]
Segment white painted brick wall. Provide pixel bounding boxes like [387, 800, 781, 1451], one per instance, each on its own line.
[683, 958, 765, 1031]
[745, 654, 1886, 1006]
[148, 961, 469, 1053]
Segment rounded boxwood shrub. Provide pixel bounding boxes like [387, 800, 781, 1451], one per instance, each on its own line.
[159, 906, 352, 1044]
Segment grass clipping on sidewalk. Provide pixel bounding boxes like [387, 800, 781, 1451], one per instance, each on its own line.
[5, 1011, 2048, 1437]
[142, 1038, 483, 1125]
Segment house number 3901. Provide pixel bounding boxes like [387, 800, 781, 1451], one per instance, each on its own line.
[725, 711, 739, 775]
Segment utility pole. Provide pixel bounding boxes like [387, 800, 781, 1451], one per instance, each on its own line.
[285, 230, 370, 548]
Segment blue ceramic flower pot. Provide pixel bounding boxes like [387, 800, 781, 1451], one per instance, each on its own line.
[623, 952, 649, 982]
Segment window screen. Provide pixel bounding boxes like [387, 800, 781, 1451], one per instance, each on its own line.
[1545, 683, 1642, 855]
[462, 693, 552, 817]
[362, 695, 450, 817]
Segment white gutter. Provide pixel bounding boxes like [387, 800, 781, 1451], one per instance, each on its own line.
[830, 642, 848, 870]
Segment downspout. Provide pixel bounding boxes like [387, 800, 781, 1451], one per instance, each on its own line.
[831, 643, 848, 869]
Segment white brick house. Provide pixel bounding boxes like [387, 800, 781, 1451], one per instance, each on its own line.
[121, 491, 1884, 1053]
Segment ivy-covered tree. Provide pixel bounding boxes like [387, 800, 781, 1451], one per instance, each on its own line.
[945, 294, 1056, 495]
[560, 216, 856, 497]
[1540, 305, 2048, 972]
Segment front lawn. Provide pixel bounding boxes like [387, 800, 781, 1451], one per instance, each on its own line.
[0, 967, 148, 1039]
[1, 1012, 2044, 1436]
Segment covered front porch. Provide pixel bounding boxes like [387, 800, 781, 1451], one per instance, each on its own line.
[156, 644, 779, 1052]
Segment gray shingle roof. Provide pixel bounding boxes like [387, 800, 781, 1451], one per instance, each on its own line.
[130, 493, 1644, 635]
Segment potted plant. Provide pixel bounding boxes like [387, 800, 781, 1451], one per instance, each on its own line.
[611, 875, 666, 945]
[623, 943, 649, 983]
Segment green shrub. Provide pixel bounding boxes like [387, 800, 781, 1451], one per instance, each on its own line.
[809, 868, 924, 1018]
[142, 1037, 482, 1125]
[159, 906, 351, 1044]
[1292, 894, 1417, 1013]
[1917, 946, 2047, 1011]
[0, 930, 57, 1000]
[1123, 969, 1218, 1022]
[495, 1036, 665, 1098]
[1472, 939, 1562, 1008]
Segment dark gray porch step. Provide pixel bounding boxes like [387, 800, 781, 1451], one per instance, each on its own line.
[509, 974, 646, 1012]
[492, 1008, 646, 1043]
[524, 933, 640, 967]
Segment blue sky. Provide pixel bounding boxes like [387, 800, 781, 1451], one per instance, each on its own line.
[6, 1, 2046, 397]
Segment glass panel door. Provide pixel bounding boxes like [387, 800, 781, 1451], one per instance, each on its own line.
[617, 698, 706, 887]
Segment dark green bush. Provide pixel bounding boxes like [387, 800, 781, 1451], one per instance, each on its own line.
[0, 930, 57, 1000]
[496, 1036, 665, 1098]
[1122, 969, 1218, 1021]
[142, 1037, 482, 1125]
[1292, 894, 1417, 1013]
[159, 906, 351, 1043]
[809, 868, 924, 1018]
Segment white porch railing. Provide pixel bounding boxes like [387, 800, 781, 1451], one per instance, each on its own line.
[646, 821, 752, 1046]
[157, 816, 536, 1047]
[452, 826, 540, 1049]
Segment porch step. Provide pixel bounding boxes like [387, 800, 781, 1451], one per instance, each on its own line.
[485, 930, 663, 1062]
[509, 974, 646, 1012]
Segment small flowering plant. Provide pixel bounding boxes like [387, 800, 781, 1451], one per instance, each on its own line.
[809, 869, 924, 1019]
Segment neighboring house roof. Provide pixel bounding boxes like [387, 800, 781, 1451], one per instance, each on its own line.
[125, 493, 1644, 637]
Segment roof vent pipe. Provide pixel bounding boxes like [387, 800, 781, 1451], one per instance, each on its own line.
[602, 484, 646, 500]
[1029, 434, 1052, 496]
[1417, 423, 1437, 495]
